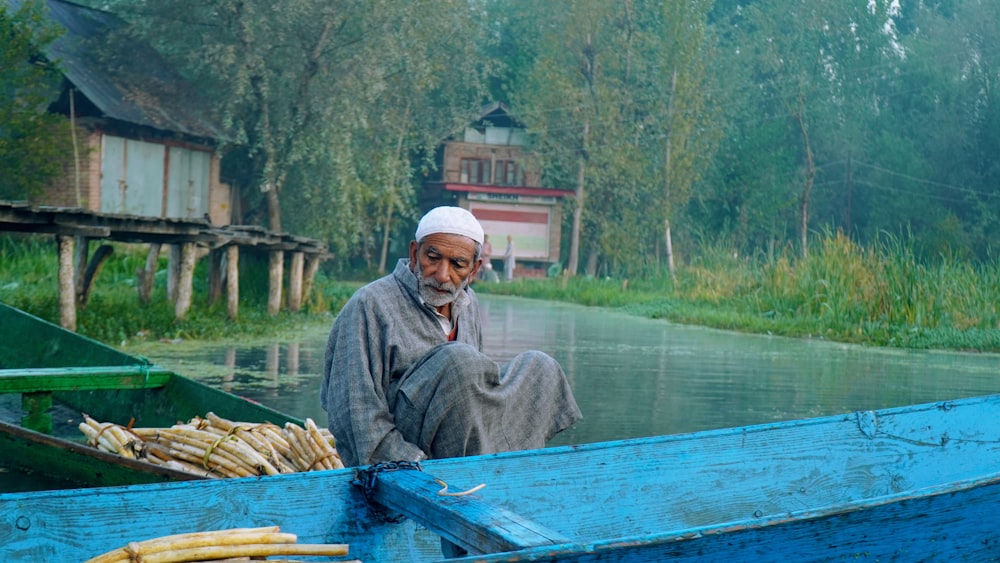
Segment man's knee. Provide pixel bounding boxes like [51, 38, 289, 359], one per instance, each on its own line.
[431, 343, 500, 387]
[508, 349, 563, 378]
[432, 341, 481, 364]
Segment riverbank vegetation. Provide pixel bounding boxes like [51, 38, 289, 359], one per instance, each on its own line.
[477, 231, 1000, 353]
[4, 232, 998, 353]
[0, 235, 359, 345]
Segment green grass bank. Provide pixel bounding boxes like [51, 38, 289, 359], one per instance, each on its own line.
[3, 232, 999, 353]
[477, 232, 1000, 353]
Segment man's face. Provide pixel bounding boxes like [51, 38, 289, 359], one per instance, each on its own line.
[409, 233, 481, 307]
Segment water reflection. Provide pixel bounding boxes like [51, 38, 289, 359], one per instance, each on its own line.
[137, 295, 1000, 446]
[479, 296, 1000, 445]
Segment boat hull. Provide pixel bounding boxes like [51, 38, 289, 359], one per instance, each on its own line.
[4, 393, 1000, 561]
[0, 303, 301, 489]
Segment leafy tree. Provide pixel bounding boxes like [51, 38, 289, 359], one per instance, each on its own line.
[890, 0, 1000, 258]
[93, 0, 491, 270]
[720, 0, 903, 258]
[497, 0, 718, 278]
[500, 0, 601, 276]
[0, 0, 72, 200]
[276, 1, 494, 273]
[632, 0, 718, 276]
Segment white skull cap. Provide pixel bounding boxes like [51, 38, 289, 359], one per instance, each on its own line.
[415, 206, 484, 245]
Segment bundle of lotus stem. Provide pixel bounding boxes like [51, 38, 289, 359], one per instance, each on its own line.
[83, 526, 359, 563]
[79, 413, 344, 478]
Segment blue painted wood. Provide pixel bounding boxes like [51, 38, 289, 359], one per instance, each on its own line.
[4, 394, 1000, 561]
[455, 474, 1000, 562]
[373, 468, 569, 554]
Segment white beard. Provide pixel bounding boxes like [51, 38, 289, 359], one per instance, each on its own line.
[415, 269, 468, 307]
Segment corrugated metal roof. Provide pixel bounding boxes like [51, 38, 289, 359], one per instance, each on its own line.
[7, 0, 226, 141]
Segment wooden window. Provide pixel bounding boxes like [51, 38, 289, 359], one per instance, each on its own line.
[494, 160, 522, 186]
[460, 159, 490, 184]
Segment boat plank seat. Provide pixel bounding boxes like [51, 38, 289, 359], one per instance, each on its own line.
[0, 366, 172, 433]
[370, 468, 570, 555]
[0, 366, 173, 393]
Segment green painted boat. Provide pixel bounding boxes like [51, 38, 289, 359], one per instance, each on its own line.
[0, 302, 302, 490]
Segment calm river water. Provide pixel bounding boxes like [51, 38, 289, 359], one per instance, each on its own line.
[133, 294, 1000, 447]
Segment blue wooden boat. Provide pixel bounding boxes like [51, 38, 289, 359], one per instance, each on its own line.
[4, 391, 1000, 561]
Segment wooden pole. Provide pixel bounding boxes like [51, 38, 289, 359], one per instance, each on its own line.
[73, 236, 89, 303]
[226, 245, 239, 321]
[167, 244, 181, 303]
[56, 235, 77, 331]
[302, 255, 322, 310]
[137, 243, 161, 305]
[287, 251, 304, 312]
[174, 242, 196, 319]
[267, 250, 284, 316]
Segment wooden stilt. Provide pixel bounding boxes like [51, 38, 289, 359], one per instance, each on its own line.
[73, 236, 89, 302]
[287, 251, 304, 312]
[267, 250, 284, 316]
[137, 243, 161, 305]
[302, 255, 322, 309]
[167, 244, 181, 302]
[174, 242, 196, 319]
[2, 205, 330, 324]
[56, 235, 77, 331]
[226, 245, 239, 321]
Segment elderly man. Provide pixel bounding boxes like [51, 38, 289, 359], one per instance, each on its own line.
[321, 206, 581, 468]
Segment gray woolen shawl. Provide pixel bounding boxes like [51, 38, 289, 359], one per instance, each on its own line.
[321, 259, 482, 466]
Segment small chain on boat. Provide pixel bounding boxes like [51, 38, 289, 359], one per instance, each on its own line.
[354, 460, 423, 523]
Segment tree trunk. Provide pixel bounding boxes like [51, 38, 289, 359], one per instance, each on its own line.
[567, 120, 589, 276]
[585, 246, 599, 277]
[378, 104, 412, 275]
[265, 182, 282, 233]
[378, 202, 393, 275]
[844, 154, 853, 233]
[269, 16, 336, 237]
[795, 91, 815, 259]
[664, 219, 675, 278]
[663, 69, 678, 278]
